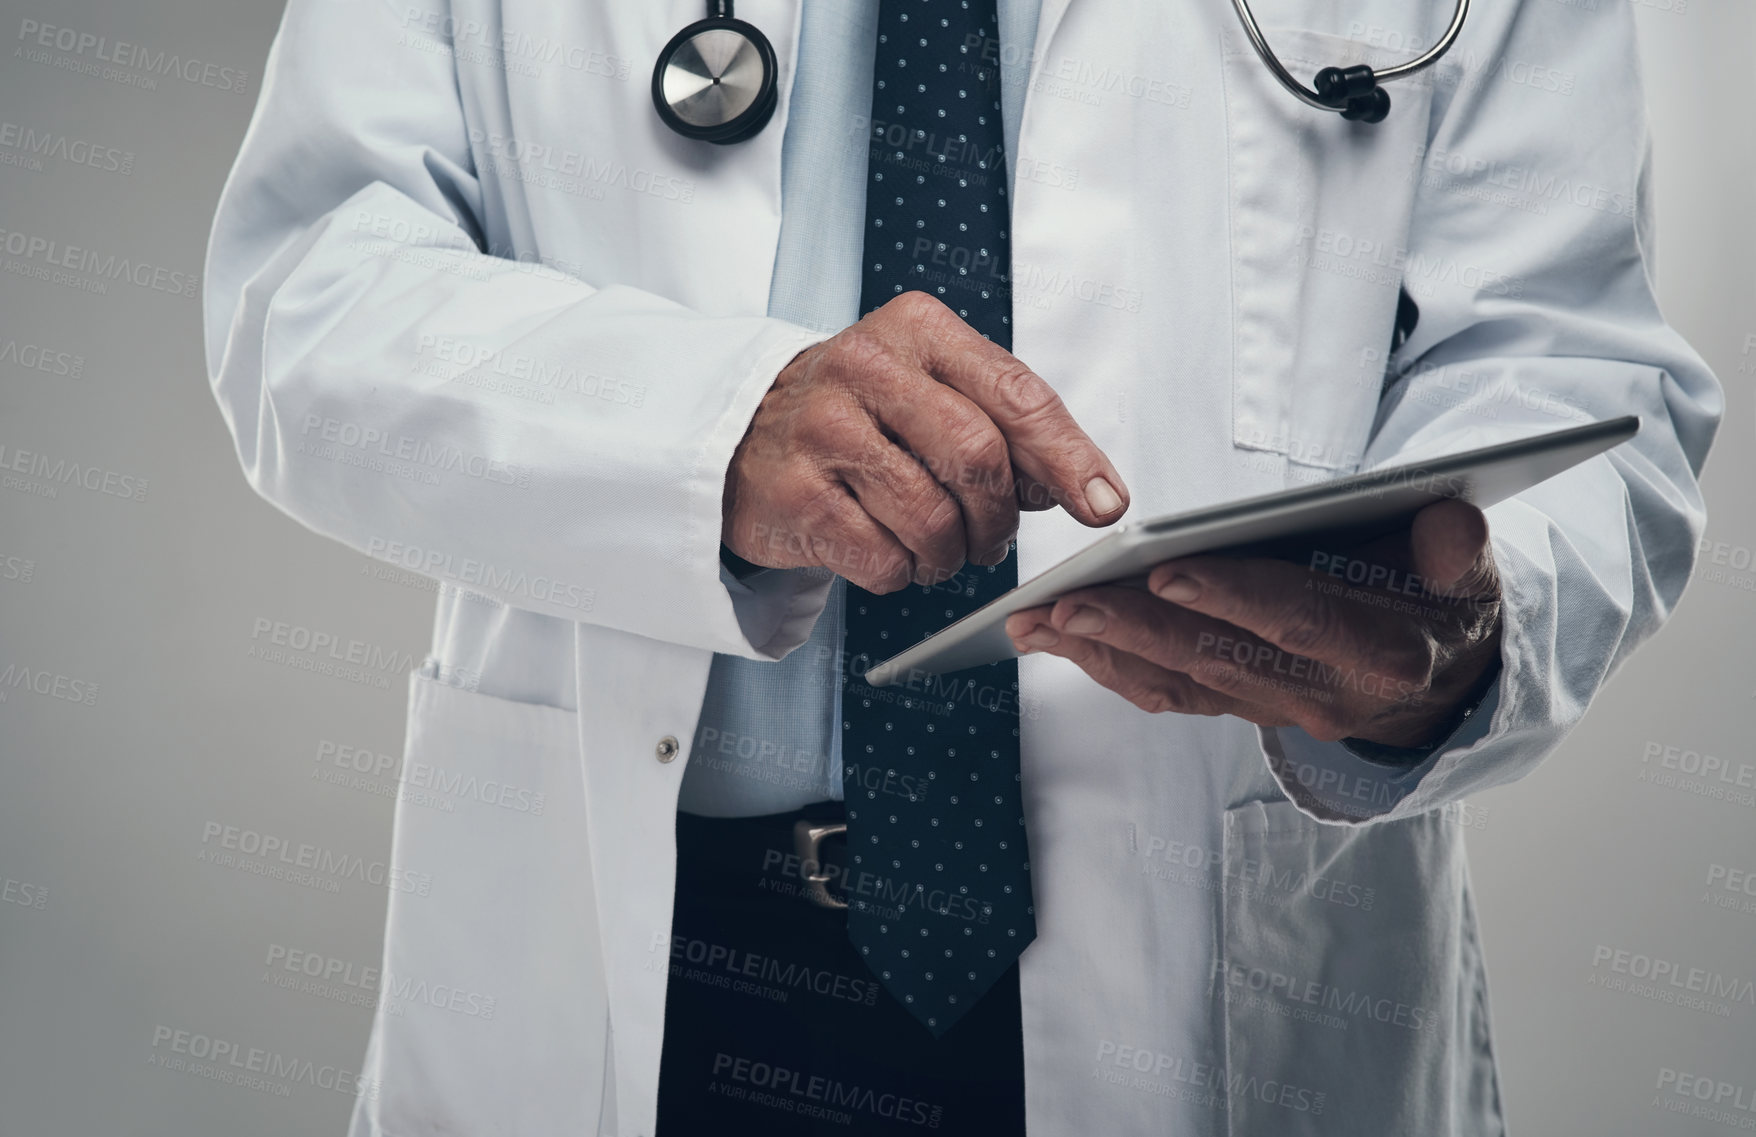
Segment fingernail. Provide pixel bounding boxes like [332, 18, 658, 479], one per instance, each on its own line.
[1022, 627, 1060, 648]
[1085, 477, 1122, 516]
[1155, 574, 1200, 603]
[983, 541, 1011, 564]
[1063, 606, 1106, 635]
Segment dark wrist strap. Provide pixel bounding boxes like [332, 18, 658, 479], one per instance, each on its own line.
[1342, 658, 1503, 767]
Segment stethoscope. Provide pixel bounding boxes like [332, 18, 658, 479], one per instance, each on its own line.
[651, 2, 780, 143]
[651, 0, 1470, 142]
[1227, 0, 1471, 122]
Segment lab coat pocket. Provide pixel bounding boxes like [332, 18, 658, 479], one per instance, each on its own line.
[1217, 799, 1503, 1136]
[353, 671, 610, 1137]
[1220, 28, 1435, 472]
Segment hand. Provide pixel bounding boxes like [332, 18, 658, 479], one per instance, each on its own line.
[723, 291, 1129, 593]
[1003, 499, 1504, 748]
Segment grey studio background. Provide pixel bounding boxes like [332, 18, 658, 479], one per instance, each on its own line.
[0, 0, 1751, 1133]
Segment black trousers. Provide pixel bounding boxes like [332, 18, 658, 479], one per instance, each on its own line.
[656, 801, 1027, 1136]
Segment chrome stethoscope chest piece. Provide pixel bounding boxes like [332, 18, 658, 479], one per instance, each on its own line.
[651, 15, 778, 145]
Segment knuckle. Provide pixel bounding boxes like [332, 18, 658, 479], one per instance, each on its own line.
[1134, 684, 1179, 715]
[825, 328, 896, 386]
[946, 416, 1012, 496]
[791, 482, 844, 533]
[1302, 704, 1365, 743]
[989, 363, 1060, 422]
[1057, 633, 1099, 667]
[1272, 594, 1334, 657]
[918, 492, 963, 541]
[1189, 651, 1241, 691]
[859, 548, 914, 594]
[862, 570, 908, 596]
[1110, 609, 1168, 659]
[889, 290, 942, 324]
[882, 566, 916, 594]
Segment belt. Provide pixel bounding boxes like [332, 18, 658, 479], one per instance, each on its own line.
[671, 799, 851, 908]
[794, 817, 850, 910]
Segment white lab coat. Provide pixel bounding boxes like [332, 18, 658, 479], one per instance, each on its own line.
[204, 0, 1719, 1133]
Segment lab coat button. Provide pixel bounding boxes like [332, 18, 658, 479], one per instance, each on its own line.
[655, 735, 680, 763]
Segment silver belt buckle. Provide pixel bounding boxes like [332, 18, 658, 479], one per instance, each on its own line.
[792, 820, 848, 911]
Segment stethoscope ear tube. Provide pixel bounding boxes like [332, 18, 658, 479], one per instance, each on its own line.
[1227, 0, 1470, 123]
[1314, 65, 1391, 123]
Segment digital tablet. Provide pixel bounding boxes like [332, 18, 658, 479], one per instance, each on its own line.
[862, 414, 1640, 688]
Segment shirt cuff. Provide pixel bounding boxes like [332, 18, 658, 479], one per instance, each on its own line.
[715, 550, 834, 660]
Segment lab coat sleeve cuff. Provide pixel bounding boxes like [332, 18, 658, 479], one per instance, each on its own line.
[687, 328, 836, 660]
[1256, 518, 1560, 826]
[1260, 679, 1503, 825]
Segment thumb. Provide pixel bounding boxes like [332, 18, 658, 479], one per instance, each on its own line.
[1411, 499, 1498, 599]
[1005, 427, 1131, 528]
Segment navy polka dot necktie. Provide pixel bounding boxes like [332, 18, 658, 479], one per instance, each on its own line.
[841, 0, 1035, 1039]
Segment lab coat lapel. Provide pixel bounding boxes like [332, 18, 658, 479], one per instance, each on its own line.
[1030, 0, 1079, 70]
